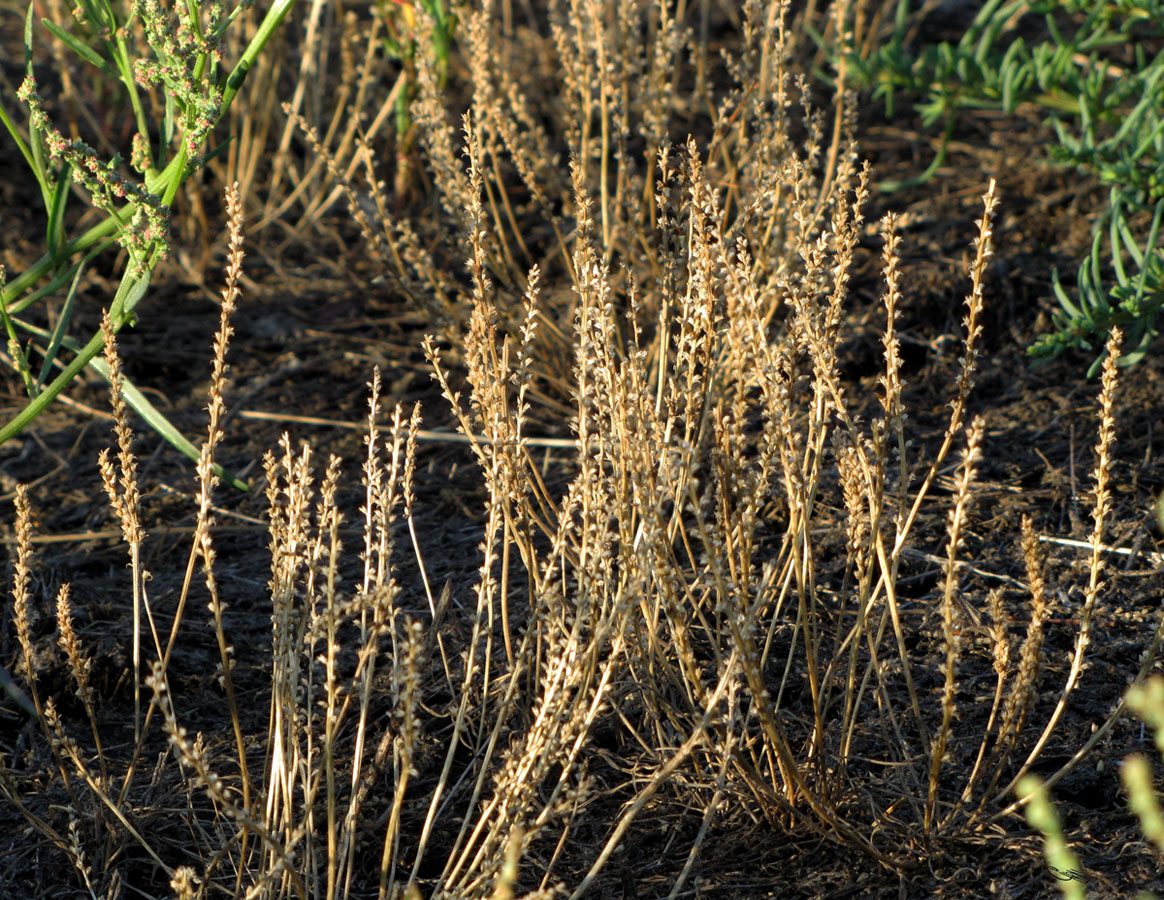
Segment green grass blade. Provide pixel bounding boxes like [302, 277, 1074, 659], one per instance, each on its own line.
[40, 19, 117, 77]
[35, 260, 84, 387]
[85, 354, 250, 491]
[46, 162, 72, 258]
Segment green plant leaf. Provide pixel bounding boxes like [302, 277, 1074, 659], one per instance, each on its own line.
[1051, 269, 1081, 318]
[86, 353, 250, 492]
[40, 19, 117, 77]
[0, 268, 148, 443]
[0, 95, 37, 185]
[0, 316, 120, 445]
[10, 299, 250, 491]
[1017, 775, 1088, 900]
[35, 260, 83, 387]
[46, 163, 72, 258]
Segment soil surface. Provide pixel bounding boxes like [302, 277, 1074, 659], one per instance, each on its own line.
[4, 12, 1164, 900]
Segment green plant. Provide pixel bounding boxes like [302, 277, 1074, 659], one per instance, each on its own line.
[1123, 678, 1164, 887]
[829, 0, 1164, 373]
[0, 0, 294, 479]
[1017, 773, 1087, 900]
[374, 0, 458, 204]
[1020, 673, 1164, 900]
[1029, 189, 1164, 373]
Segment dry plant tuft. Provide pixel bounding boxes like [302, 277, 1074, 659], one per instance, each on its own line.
[5, 4, 1163, 899]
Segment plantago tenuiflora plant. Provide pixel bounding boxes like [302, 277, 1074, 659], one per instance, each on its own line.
[96, 307, 149, 741]
[6, 4, 1164, 896]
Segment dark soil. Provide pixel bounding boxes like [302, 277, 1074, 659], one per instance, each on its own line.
[4, 14, 1164, 900]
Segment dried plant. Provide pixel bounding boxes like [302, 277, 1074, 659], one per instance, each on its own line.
[4, 4, 1161, 899]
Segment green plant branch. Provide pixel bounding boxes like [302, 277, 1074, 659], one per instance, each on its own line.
[0, 0, 296, 467]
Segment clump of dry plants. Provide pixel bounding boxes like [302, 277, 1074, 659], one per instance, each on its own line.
[4, 3, 1162, 899]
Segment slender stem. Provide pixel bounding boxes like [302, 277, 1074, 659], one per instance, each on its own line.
[0, 310, 122, 444]
[114, 30, 152, 155]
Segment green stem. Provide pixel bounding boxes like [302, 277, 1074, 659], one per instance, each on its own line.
[220, 0, 296, 112]
[114, 29, 152, 156]
[0, 0, 299, 450]
[0, 269, 145, 445]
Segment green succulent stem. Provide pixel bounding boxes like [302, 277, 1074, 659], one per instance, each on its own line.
[0, 0, 294, 484]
